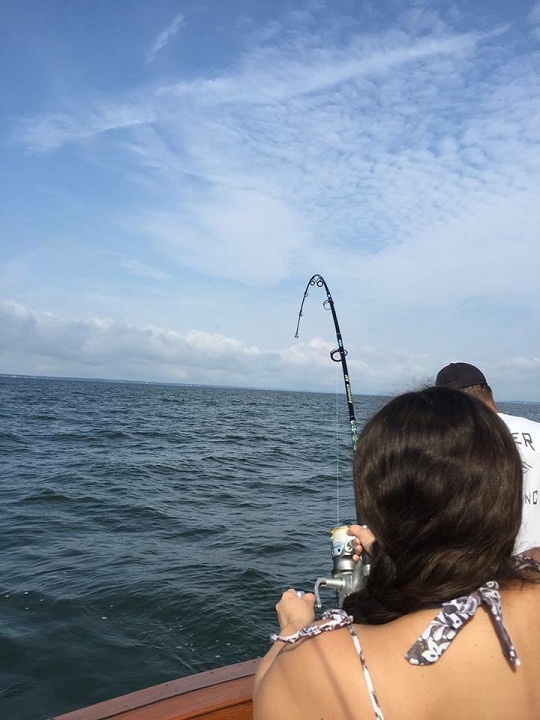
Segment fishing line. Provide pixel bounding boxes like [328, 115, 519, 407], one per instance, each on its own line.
[335, 369, 340, 525]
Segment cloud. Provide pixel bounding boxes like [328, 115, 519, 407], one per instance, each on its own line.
[147, 12, 185, 61]
[161, 31, 483, 105]
[13, 27, 482, 154]
[0, 300, 433, 393]
[138, 24, 539, 288]
[0, 300, 268, 384]
[17, 103, 155, 153]
[3, 300, 540, 399]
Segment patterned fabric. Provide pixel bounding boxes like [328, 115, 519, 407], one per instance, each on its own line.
[348, 623, 385, 720]
[404, 581, 519, 666]
[405, 556, 540, 667]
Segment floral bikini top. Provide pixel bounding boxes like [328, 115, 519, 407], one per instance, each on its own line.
[270, 558, 540, 720]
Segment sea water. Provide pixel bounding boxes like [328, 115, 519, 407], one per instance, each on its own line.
[0, 376, 383, 719]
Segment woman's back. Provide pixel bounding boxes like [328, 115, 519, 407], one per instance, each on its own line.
[254, 389, 540, 719]
[255, 581, 540, 720]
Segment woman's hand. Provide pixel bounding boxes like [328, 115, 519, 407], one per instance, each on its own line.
[347, 524, 376, 561]
[254, 590, 316, 693]
[276, 589, 316, 634]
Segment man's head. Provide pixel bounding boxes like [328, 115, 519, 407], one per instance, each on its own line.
[435, 362, 496, 409]
[435, 362, 486, 390]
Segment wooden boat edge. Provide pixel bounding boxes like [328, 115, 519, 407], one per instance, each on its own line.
[52, 657, 260, 720]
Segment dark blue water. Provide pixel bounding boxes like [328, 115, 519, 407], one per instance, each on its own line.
[0, 376, 386, 720]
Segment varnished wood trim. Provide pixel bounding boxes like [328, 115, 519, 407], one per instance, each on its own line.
[53, 658, 260, 720]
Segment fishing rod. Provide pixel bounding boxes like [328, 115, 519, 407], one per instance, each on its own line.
[295, 274, 358, 450]
[294, 273, 368, 608]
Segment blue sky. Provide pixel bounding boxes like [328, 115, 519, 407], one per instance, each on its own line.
[2, 0, 540, 399]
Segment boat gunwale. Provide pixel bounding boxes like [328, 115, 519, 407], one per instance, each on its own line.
[52, 657, 260, 720]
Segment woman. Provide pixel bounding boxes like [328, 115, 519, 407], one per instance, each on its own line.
[254, 387, 540, 719]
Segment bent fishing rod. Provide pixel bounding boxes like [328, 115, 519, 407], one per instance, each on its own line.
[295, 274, 358, 450]
[294, 274, 368, 607]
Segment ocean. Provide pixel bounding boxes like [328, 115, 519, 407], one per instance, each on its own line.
[1, 376, 539, 720]
[0, 375, 382, 719]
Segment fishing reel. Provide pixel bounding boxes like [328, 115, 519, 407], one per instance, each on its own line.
[313, 524, 370, 609]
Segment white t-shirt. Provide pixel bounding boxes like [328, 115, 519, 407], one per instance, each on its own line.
[499, 412, 540, 553]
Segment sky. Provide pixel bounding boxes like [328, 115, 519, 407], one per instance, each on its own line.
[1, 0, 540, 400]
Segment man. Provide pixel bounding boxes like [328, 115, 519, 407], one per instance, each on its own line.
[435, 362, 540, 556]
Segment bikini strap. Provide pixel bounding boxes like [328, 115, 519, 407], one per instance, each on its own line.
[347, 624, 386, 720]
[405, 581, 519, 667]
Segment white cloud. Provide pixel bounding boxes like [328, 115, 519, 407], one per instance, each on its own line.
[0, 300, 269, 384]
[0, 300, 428, 392]
[17, 103, 156, 153]
[147, 13, 185, 61]
[162, 31, 482, 105]
[2, 300, 540, 399]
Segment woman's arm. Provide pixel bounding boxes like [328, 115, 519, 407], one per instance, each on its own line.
[255, 526, 374, 690]
[253, 589, 316, 693]
[254, 526, 375, 713]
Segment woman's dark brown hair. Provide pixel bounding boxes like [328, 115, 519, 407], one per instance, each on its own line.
[343, 386, 524, 624]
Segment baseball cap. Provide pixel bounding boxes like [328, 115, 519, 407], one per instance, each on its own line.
[435, 362, 487, 390]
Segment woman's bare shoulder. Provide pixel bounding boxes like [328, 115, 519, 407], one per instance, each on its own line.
[255, 625, 373, 720]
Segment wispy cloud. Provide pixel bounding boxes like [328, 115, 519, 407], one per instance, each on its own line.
[147, 12, 185, 61]
[161, 28, 503, 106]
[17, 103, 155, 153]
